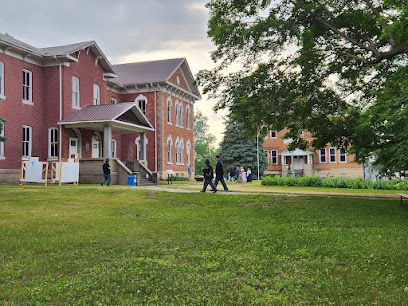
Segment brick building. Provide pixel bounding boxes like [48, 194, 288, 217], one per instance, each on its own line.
[263, 129, 364, 178]
[0, 33, 200, 184]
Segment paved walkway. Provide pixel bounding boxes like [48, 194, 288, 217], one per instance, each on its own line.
[137, 185, 399, 200]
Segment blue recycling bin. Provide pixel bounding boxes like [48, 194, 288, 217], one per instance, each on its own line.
[128, 175, 137, 186]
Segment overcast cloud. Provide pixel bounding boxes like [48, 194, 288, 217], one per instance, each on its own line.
[0, 0, 226, 144]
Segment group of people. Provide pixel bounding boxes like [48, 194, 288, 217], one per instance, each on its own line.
[227, 167, 252, 183]
[201, 156, 253, 193]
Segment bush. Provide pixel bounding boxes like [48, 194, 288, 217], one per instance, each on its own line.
[261, 175, 408, 190]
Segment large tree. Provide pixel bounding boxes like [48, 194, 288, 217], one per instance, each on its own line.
[194, 111, 218, 174]
[219, 119, 268, 178]
[197, 0, 408, 173]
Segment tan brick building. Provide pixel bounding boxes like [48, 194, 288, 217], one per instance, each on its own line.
[263, 129, 364, 178]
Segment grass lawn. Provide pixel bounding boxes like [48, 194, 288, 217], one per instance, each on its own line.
[1, 184, 408, 304]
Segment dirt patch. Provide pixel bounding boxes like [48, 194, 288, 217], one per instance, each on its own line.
[117, 213, 146, 218]
[241, 202, 276, 208]
[144, 191, 160, 197]
[179, 203, 196, 206]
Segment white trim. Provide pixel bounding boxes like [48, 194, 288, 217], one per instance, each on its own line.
[48, 127, 58, 159]
[22, 125, 32, 158]
[339, 148, 347, 163]
[93, 84, 100, 105]
[167, 135, 173, 164]
[186, 139, 191, 165]
[0, 124, 5, 158]
[319, 148, 327, 164]
[72, 76, 80, 108]
[135, 94, 147, 115]
[0, 61, 4, 97]
[270, 130, 277, 139]
[111, 97, 117, 105]
[271, 150, 278, 165]
[23, 69, 32, 104]
[186, 105, 191, 130]
[175, 100, 179, 127]
[329, 148, 336, 163]
[167, 96, 172, 124]
[179, 103, 183, 128]
[111, 139, 117, 158]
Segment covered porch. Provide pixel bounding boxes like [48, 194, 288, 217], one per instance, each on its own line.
[280, 148, 314, 177]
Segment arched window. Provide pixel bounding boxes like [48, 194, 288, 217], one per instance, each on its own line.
[93, 84, 100, 105]
[135, 135, 148, 160]
[179, 104, 183, 127]
[175, 101, 179, 127]
[167, 97, 172, 124]
[186, 106, 191, 129]
[167, 136, 173, 164]
[179, 138, 184, 164]
[48, 127, 58, 159]
[175, 137, 180, 164]
[186, 140, 191, 165]
[135, 94, 147, 115]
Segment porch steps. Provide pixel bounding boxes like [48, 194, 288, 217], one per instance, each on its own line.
[133, 172, 156, 186]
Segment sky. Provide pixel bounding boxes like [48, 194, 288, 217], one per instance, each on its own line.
[0, 0, 227, 145]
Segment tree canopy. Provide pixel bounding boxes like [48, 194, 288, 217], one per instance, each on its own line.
[194, 111, 218, 174]
[197, 0, 408, 173]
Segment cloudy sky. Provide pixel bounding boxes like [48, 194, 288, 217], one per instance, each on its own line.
[0, 0, 227, 144]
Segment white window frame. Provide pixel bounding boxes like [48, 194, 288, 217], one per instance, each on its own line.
[175, 101, 179, 127]
[23, 70, 32, 104]
[329, 148, 336, 163]
[271, 150, 278, 165]
[0, 125, 5, 159]
[179, 104, 183, 127]
[179, 139, 184, 164]
[270, 130, 277, 139]
[319, 148, 326, 164]
[72, 76, 80, 109]
[339, 148, 346, 163]
[167, 97, 172, 124]
[22, 125, 32, 159]
[167, 136, 173, 164]
[135, 94, 147, 115]
[175, 138, 180, 164]
[93, 84, 100, 105]
[186, 140, 191, 165]
[186, 106, 191, 130]
[0, 61, 4, 98]
[111, 98, 117, 105]
[111, 139, 117, 158]
[48, 127, 58, 160]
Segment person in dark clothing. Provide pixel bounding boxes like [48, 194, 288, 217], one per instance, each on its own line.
[247, 167, 253, 183]
[230, 168, 236, 181]
[214, 155, 229, 191]
[201, 159, 217, 193]
[101, 159, 111, 186]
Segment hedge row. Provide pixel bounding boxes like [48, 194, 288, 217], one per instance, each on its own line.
[261, 175, 408, 190]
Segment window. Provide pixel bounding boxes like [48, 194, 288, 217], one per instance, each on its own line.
[48, 128, 58, 159]
[339, 148, 346, 163]
[111, 139, 117, 158]
[0, 124, 5, 158]
[111, 98, 116, 105]
[23, 70, 32, 103]
[0, 61, 4, 97]
[329, 148, 336, 163]
[167, 98, 172, 124]
[179, 139, 184, 164]
[320, 148, 326, 163]
[175, 139, 180, 164]
[270, 130, 277, 139]
[72, 77, 80, 108]
[22, 126, 32, 158]
[93, 84, 100, 105]
[186, 140, 191, 165]
[175, 101, 179, 126]
[179, 104, 183, 127]
[186, 106, 191, 129]
[271, 150, 278, 165]
[167, 136, 173, 164]
[135, 94, 147, 115]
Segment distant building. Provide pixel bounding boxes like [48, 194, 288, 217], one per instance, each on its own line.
[0, 33, 200, 184]
[263, 129, 364, 178]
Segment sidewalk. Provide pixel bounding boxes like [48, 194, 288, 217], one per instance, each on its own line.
[136, 184, 399, 200]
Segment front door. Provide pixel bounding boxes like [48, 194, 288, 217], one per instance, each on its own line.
[69, 138, 79, 157]
[293, 156, 305, 170]
[92, 141, 100, 158]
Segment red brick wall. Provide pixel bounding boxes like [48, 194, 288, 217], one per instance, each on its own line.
[168, 68, 190, 92]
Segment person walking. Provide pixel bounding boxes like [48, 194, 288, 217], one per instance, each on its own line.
[214, 155, 229, 191]
[201, 159, 217, 193]
[101, 158, 111, 186]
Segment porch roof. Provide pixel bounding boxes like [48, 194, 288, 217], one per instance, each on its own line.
[280, 148, 314, 156]
[58, 103, 154, 134]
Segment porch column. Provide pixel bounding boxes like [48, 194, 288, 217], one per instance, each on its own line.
[103, 124, 112, 159]
[139, 132, 146, 161]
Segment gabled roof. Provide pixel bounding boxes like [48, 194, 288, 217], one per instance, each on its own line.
[58, 103, 154, 134]
[111, 58, 201, 99]
[0, 34, 115, 74]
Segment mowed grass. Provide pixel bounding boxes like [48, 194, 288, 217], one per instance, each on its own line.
[0, 184, 407, 304]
